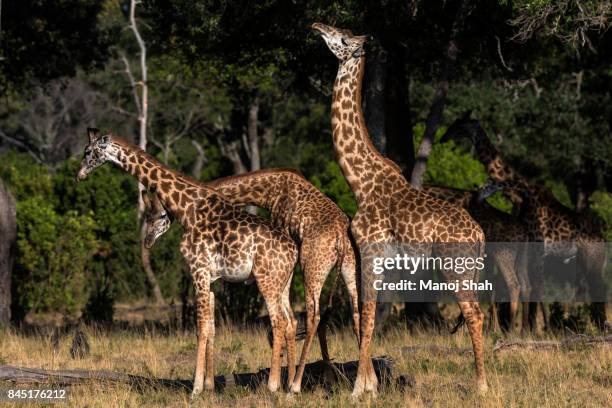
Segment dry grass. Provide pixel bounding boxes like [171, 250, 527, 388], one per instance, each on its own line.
[1, 320, 611, 408]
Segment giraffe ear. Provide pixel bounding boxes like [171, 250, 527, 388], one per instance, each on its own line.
[88, 128, 100, 143]
[141, 191, 151, 210]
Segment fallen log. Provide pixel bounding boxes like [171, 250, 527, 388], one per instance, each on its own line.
[402, 345, 473, 356]
[402, 335, 612, 356]
[492, 335, 612, 353]
[0, 357, 394, 392]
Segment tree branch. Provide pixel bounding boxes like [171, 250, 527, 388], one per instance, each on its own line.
[0, 129, 43, 163]
[410, 0, 475, 188]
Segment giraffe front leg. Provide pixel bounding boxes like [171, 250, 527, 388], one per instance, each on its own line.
[352, 300, 377, 398]
[191, 269, 212, 398]
[204, 292, 215, 391]
[267, 304, 287, 392]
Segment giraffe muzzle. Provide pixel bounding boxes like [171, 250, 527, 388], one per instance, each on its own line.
[76, 167, 89, 182]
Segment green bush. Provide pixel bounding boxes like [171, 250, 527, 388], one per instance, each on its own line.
[13, 197, 99, 316]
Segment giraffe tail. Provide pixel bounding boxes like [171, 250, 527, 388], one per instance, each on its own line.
[450, 314, 465, 334]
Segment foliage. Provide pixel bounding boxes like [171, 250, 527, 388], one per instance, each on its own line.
[590, 191, 612, 241]
[0, 0, 110, 86]
[0, 154, 93, 316]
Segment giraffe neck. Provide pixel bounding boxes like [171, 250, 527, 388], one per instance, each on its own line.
[206, 170, 290, 214]
[423, 186, 474, 208]
[331, 54, 398, 204]
[472, 128, 518, 183]
[105, 138, 209, 225]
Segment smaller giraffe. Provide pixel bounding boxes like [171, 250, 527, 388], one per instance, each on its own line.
[146, 169, 360, 394]
[424, 185, 530, 331]
[77, 130, 299, 395]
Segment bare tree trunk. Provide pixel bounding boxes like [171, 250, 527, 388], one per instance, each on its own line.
[191, 140, 206, 179]
[219, 138, 248, 175]
[364, 45, 388, 155]
[385, 47, 414, 178]
[247, 97, 261, 172]
[0, 180, 16, 326]
[123, 0, 164, 307]
[126, 0, 149, 219]
[410, 0, 475, 188]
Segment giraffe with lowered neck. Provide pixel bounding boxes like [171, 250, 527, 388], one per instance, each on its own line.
[76, 129, 298, 396]
[143, 168, 360, 393]
[424, 185, 530, 332]
[313, 23, 488, 397]
[443, 117, 607, 331]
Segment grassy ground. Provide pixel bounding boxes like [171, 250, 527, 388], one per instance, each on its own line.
[1, 318, 610, 408]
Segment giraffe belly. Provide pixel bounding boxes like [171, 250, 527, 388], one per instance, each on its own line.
[213, 256, 254, 283]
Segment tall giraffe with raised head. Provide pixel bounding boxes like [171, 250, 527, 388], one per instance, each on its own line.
[313, 23, 488, 397]
[76, 129, 298, 395]
[444, 116, 607, 330]
[143, 168, 360, 393]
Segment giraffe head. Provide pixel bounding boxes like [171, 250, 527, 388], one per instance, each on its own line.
[76, 128, 113, 181]
[142, 191, 171, 249]
[312, 23, 367, 62]
[478, 178, 527, 208]
[439, 111, 483, 145]
[477, 179, 508, 202]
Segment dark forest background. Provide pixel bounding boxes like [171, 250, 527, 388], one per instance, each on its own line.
[0, 0, 610, 327]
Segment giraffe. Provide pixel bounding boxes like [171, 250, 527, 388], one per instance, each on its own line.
[313, 23, 488, 397]
[479, 178, 608, 330]
[424, 185, 530, 332]
[143, 168, 361, 393]
[76, 129, 299, 395]
[443, 116, 607, 331]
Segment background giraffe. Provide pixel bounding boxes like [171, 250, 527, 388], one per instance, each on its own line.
[443, 117, 607, 331]
[313, 23, 488, 397]
[479, 178, 608, 331]
[76, 129, 299, 395]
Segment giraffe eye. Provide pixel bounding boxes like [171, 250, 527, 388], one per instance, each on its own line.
[341, 38, 348, 46]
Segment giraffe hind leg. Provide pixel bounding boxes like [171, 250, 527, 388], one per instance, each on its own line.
[457, 300, 488, 394]
[290, 258, 329, 394]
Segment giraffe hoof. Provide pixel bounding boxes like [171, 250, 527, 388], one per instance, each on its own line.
[477, 380, 489, 395]
[267, 380, 280, 393]
[289, 383, 301, 394]
[350, 388, 377, 402]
